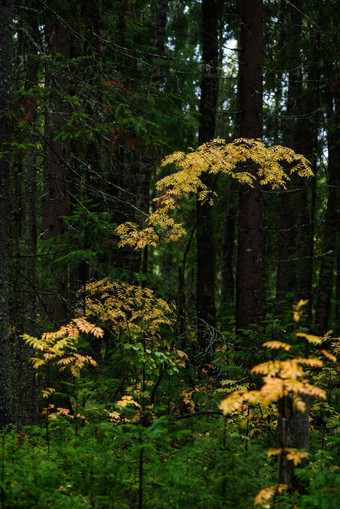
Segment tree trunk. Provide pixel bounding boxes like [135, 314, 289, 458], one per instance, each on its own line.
[236, 0, 263, 335]
[139, 0, 168, 275]
[221, 206, 236, 304]
[23, 4, 40, 424]
[278, 395, 309, 488]
[196, 0, 218, 363]
[316, 85, 340, 334]
[274, 0, 303, 322]
[43, 6, 71, 324]
[0, 0, 14, 428]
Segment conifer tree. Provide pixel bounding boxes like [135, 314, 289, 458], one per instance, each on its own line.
[196, 0, 219, 362]
[0, 0, 14, 428]
[236, 0, 263, 335]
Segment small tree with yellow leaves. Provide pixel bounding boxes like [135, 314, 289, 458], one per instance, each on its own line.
[218, 300, 338, 507]
[79, 278, 188, 424]
[22, 317, 103, 432]
[115, 138, 313, 337]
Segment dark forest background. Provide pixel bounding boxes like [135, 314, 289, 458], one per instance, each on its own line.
[0, 1, 339, 508]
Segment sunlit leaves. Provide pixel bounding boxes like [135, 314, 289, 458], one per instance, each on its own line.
[320, 349, 337, 362]
[254, 484, 288, 507]
[22, 317, 102, 378]
[82, 278, 174, 340]
[296, 332, 324, 345]
[292, 299, 309, 322]
[266, 448, 309, 466]
[262, 340, 291, 351]
[116, 138, 313, 249]
[116, 395, 142, 410]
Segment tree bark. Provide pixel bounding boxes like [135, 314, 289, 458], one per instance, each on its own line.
[236, 0, 263, 334]
[274, 0, 303, 321]
[23, 3, 40, 424]
[43, 5, 71, 324]
[316, 85, 340, 334]
[0, 0, 14, 428]
[278, 395, 309, 487]
[196, 0, 218, 363]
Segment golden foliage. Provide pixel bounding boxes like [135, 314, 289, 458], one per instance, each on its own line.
[267, 448, 309, 466]
[262, 341, 291, 351]
[82, 278, 174, 340]
[292, 299, 309, 322]
[254, 484, 288, 506]
[320, 349, 337, 362]
[286, 449, 309, 466]
[295, 332, 324, 345]
[219, 344, 326, 417]
[22, 317, 101, 378]
[116, 138, 313, 249]
[116, 395, 142, 410]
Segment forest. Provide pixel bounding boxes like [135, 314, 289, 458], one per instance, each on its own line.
[0, 0, 339, 507]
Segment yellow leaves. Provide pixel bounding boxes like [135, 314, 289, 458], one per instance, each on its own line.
[30, 357, 46, 369]
[293, 397, 307, 413]
[321, 349, 337, 362]
[116, 395, 141, 410]
[220, 355, 326, 416]
[22, 334, 46, 351]
[267, 448, 309, 466]
[115, 138, 313, 250]
[22, 317, 101, 379]
[286, 449, 309, 466]
[263, 341, 291, 351]
[158, 138, 312, 193]
[57, 354, 98, 378]
[42, 387, 56, 399]
[181, 389, 196, 414]
[47, 407, 87, 422]
[40, 317, 104, 342]
[107, 410, 121, 422]
[267, 448, 282, 457]
[292, 299, 309, 322]
[295, 332, 324, 345]
[219, 390, 248, 414]
[115, 222, 160, 250]
[254, 484, 288, 507]
[82, 278, 174, 342]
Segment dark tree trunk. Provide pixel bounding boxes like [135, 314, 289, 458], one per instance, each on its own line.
[139, 0, 168, 274]
[278, 395, 309, 487]
[196, 0, 218, 363]
[276, 1, 317, 489]
[295, 86, 318, 325]
[274, 0, 303, 321]
[0, 0, 14, 428]
[236, 0, 263, 334]
[23, 4, 40, 424]
[316, 86, 340, 334]
[13, 163, 24, 430]
[221, 206, 236, 303]
[43, 7, 71, 324]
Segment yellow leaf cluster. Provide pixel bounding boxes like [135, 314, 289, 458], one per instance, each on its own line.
[286, 449, 309, 466]
[22, 317, 101, 378]
[116, 395, 142, 410]
[82, 278, 174, 341]
[254, 484, 288, 506]
[262, 341, 291, 351]
[267, 448, 309, 466]
[292, 299, 309, 322]
[116, 138, 313, 250]
[219, 357, 326, 416]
